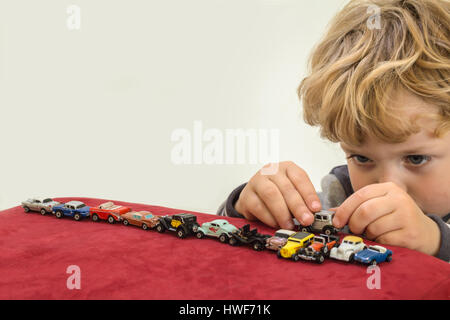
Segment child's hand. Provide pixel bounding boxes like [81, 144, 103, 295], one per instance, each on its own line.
[234, 161, 321, 229]
[333, 182, 441, 256]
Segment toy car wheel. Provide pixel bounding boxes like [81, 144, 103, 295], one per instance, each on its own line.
[142, 223, 148, 230]
[24, 206, 30, 213]
[301, 226, 311, 233]
[349, 253, 355, 262]
[195, 231, 204, 239]
[252, 242, 263, 251]
[317, 254, 325, 264]
[292, 254, 300, 262]
[219, 234, 228, 243]
[370, 260, 377, 266]
[55, 211, 63, 219]
[276, 250, 282, 258]
[176, 227, 186, 239]
[229, 237, 238, 246]
[323, 226, 334, 235]
[123, 219, 129, 226]
[40, 208, 47, 215]
[156, 224, 165, 233]
[74, 213, 81, 221]
[386, 254, 392, 262]
[108, 216, 115, 224]
[322, 246, 328, 254]
[92, 214, 99, 222]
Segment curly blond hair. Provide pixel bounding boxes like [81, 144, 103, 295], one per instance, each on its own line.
[298, 0, 450, 146]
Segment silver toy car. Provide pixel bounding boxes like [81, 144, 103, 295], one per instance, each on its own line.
[21, 197, 61, 215]
[294, 210, 341, 235]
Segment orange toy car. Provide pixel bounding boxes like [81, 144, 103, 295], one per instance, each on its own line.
[121, 211, 160, 230]
[294, 234, 339, 263]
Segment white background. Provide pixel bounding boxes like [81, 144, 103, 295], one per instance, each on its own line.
[0, 0, 349, 213]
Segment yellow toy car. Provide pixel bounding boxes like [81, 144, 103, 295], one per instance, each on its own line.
[277, 231, 315, 260]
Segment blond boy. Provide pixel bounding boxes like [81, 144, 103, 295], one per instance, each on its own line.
[217, 0, 450, 261]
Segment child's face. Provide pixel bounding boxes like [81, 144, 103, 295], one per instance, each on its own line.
[340, 90, 450, 217]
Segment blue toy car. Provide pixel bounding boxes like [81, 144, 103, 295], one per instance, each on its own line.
[354, 245, 393, 265]
[52, 201, 90, 221]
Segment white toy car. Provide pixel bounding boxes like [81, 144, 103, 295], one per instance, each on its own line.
[21, 197, 61, 215]
[329, 235, 367, 262]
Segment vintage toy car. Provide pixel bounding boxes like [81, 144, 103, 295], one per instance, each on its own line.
[195, 219, 239, 243]
[155, 213, 200, 238]
[329, 235, 367, 262]
[52, 201, 90, 221]
[265, 229, 296, 251]
[294, 234, 339, 263]
[90, 201, 131, 223]
[277, 231, 315, 259]
[354, 245, 393, 265]
[21, 197, 61, 215]
[295, 210, 340, 235]
[228, 224, 271, 251]
[121, 211, 160, 230]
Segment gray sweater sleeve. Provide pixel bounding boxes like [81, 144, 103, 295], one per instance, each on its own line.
[427, 215, 450, 262]
[216, 183, 246, 218]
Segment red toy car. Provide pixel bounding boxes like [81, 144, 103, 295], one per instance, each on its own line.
[90, 201, 131, 224]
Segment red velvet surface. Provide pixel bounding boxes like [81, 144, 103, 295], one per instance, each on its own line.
[0, 197, 449, 300]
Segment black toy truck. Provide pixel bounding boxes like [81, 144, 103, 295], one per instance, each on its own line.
[155, 213, 200, 239]
[228, 224, 271, 251]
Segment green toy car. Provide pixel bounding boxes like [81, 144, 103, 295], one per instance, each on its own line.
[194, 219, 238, 243]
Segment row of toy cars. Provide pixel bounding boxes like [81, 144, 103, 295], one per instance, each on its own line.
[21, 198, 393, 266]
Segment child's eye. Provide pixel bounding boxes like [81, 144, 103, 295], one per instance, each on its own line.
[347, 154, 372, 164]
[404, 155, 431, 166]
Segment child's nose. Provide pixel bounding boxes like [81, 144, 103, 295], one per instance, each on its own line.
[377, 169, 408, 192]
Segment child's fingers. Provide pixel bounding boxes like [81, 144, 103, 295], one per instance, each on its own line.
[268, 174, 311, 227]
[285, 163, 321, 216]
[240, 189, 278, 228]
[333, 183, 389, 228]
[252, 180, 291, 229]
[347, 195, 396, 235]
[364, 212, 402, 240]
[375, 228, 405, 248]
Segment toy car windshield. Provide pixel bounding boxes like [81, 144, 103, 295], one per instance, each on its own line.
[99, 202, 115, 209]
[75, 204, 86, 209]
[43, 198, 53, 203]
[274, 232, 290, 238]
[368, 246, 383, 253]
[291, 232, 311, 240]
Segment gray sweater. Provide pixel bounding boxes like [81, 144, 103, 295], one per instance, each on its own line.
[217, 165, 450, 262]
